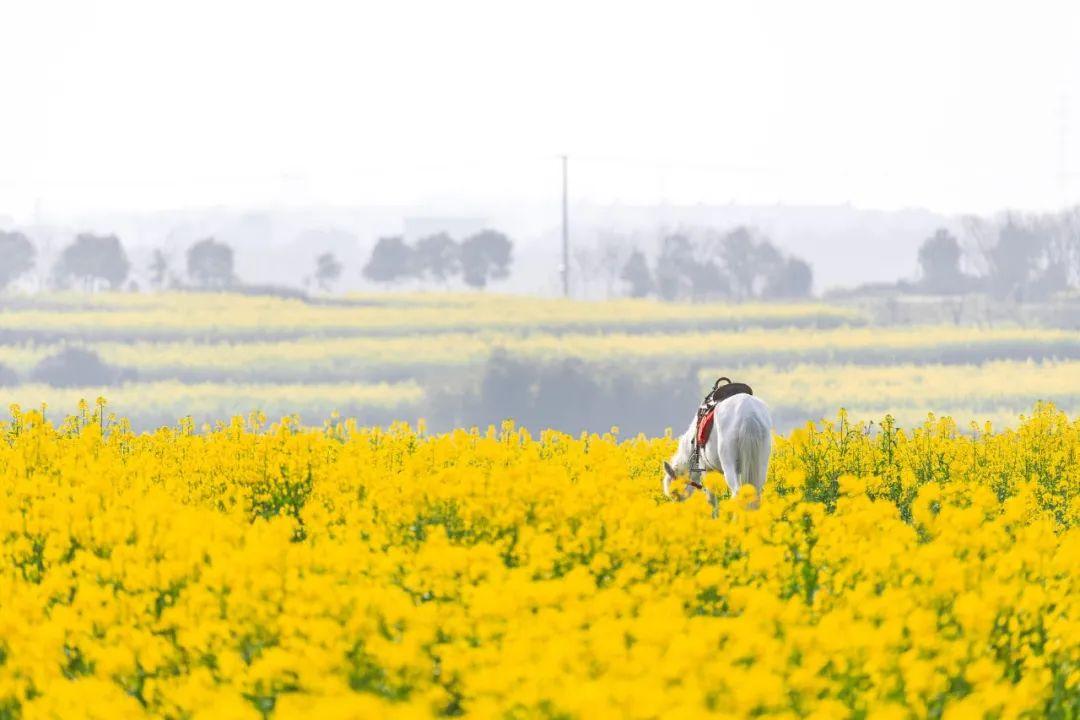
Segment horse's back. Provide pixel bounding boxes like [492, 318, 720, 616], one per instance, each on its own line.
[714, 393, 772, 438]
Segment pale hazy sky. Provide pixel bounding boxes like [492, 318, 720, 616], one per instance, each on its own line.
[2, 0, 1079, 221]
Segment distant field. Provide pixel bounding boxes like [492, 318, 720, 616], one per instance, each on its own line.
[3, 324, 1079, 381]
[701, 360, 1080, 429]
[2, 292, 1078, 433]
[0, 292, 860, 340]
[2, 381, 420, 431]
[7, 362, 1077, 434]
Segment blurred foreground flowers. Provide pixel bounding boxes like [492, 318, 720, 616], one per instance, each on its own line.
[0, 403, 1076, 718]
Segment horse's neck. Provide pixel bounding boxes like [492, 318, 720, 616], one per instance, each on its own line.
[671, 418, 699, 472]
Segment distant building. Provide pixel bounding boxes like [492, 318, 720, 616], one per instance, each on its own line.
[402, 217, 488, 243]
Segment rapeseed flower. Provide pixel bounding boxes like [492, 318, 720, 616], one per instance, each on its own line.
[0, 402, 1075, 717]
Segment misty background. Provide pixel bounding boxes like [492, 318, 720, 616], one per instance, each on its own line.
[5, 1, 1080, 292]
[2, 1, 1080, 434]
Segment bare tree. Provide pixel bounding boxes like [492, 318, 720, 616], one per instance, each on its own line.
[148, 248, 171, 289]
[654, 231, 695, 301]
[571, 242, 600, 297]
[959, 215, 993, 283]
[620, 249, 654, 298]
[593, 231, 634, 298]
[962, 210, 1079, 300]
[1045, 207, 1080, 289]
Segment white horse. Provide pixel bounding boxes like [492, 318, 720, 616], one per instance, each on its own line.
[663, 393, 773, 508]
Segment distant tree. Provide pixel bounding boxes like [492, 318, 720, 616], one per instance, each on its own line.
[763, 257, 814, 299]
[460, 230, 513, 289]
[751, 240, 785, 285]
[1045, 207, 1080, 289]
[689, 262, 732, 300]
[53, 233, 130, 290]
[1042, 210, 1080, 294]
[314, 252, 343, 291]
[917, 228, 965, 294]
[715, 228, 814, 301]
[983, 218, 1044, 300]
[717, 227, 766, 301]
[687, 232, 733, 301]
[0, 230, 35, 291]
[1009, 213, 1077, 300]
[572, 243, 600, 296]
[1055, 207, 1080, 288]
[30, 347, 120, 387]
[363, 236, 413, 283]
[186, 238, 235, 290]
[596, 232, 633, 297]
[620, 250, 654, 298]
[413, 233, 460, 282]
[654, 233, 695, 301]
[966, 210, 1080, 301]
[148, 248, 170, 290]
[1036, 260, 1071, 299]
[654, 227, 815, 302]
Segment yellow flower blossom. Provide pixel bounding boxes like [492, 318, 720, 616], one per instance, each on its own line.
[0, 402, 1074, 717]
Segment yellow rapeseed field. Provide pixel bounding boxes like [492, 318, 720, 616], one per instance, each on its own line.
[0, 401, 1077, 719]
[3, 325, 1078, 374]
[0, 293, 858, 338]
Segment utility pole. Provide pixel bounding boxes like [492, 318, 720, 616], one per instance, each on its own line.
[561, 154, 570, 297]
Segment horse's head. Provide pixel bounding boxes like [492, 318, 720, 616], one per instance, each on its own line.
[663, 460, 706, 503]
[661, 461, 679, 498]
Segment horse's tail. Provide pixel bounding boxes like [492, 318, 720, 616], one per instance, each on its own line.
[736, 406, 772, 503]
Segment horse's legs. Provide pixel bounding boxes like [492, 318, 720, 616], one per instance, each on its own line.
[718, 445, 740, 497]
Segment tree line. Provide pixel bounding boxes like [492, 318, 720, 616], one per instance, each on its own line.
[0, 228, 517, 294]
[5, 209, 1080, 300]
[614, 227, 814, 301]
[0, 233, 242, 292]
[907, 209, 1080, 300]
[362, 230, 513, 288]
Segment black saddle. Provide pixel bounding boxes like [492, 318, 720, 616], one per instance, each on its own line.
[701, 376, 753, 410]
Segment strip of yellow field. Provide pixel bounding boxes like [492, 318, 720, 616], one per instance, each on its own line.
[826, 405, 1080, 431]
[3, 381, 423, 429]
[699, 360, 1080, 413]
[489, 324, 1080, 362]
[0, 292, 860, 338]
[4, 363, 1079, 434]
[2, 325, 1078, 378]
